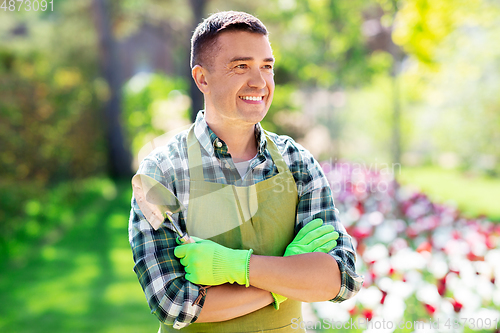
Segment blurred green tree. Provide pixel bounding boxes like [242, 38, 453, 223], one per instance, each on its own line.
[0, 6, 108, 184]
[393, 0, 500, 174]
[0, 3, 110, 255]
[93, 0, 133, 178]
[253, 0, 401, 160]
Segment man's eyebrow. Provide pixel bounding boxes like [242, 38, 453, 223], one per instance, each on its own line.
[229, 57, 275, 63]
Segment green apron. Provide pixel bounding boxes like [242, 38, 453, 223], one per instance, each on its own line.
[160, 126, 305, 332]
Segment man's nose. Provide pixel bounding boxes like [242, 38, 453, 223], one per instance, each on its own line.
[247, 68, 267, 89]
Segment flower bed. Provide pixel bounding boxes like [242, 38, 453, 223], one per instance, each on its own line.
[305, 161, 500, 332]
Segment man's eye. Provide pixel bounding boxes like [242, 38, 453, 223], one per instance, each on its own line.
[236, 64, 248, 69]
[263, 65, 273, 70]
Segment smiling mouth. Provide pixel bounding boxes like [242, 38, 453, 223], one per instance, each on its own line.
[240, 96, 264, 101]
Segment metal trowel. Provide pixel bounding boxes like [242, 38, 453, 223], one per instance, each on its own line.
[132, 174, 194, 244]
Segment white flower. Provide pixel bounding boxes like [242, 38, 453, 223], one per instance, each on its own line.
[492, 288, 500, 306]
[311, 301, 350, 323]
[444, 239, 470, 256]
[416, 282, 441, 306]
[363, 243, 389, 263]
[374, 220, 398, 243]
[382, 294, 406, 321]
[391, 280, 415, 299]
[455, 288, 481, 311]
[428, 253, 449, 279]
[369, 211, 384, 226]
[431, 226, 453, 250]
[357, 286, 383, 308]
[476, 276, 494, 303]
[391, 248, 426, 271]
[373, 258, 391, 276]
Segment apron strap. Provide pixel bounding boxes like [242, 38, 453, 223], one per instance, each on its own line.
[263, 130, 288, 175]
[187, 125, 205, 181]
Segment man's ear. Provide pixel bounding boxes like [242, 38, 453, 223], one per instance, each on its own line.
[192, 65, 209, 94]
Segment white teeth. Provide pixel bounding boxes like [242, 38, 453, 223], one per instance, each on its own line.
[241, 96, 262, 101]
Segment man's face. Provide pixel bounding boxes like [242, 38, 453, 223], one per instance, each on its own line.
[201, 31, 275, 126]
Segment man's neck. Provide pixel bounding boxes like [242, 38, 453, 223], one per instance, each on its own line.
[204, 113, 258, 162]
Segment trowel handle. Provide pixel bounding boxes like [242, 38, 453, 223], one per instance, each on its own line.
[178, 234, 195, 244]
[165, 213, 195, 244]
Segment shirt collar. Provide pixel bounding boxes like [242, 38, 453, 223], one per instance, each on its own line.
[193, 111, 268, 157]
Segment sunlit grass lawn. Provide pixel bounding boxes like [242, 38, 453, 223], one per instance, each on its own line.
[0, 179, 159, 333]
[398, 166, 500, 222]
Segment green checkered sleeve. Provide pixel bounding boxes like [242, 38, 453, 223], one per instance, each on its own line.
[286, 141, 364, 302]
[128, 159, 201, 328]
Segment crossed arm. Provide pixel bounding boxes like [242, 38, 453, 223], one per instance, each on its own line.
[196, 252, 341, 322]
[131, 205, 362, 326]
[174, 218, 342, 322]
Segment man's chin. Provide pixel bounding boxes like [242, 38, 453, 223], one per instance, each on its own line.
[245, 113, 268, 126]
[242, 107, 269, 123]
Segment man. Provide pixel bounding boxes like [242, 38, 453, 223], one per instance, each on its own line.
[129, 11, 362, 332]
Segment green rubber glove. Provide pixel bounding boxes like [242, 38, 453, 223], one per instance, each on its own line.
[272, 218, 339, 310]
[284, 218, 339, 257]
[174, 237, 253, 286]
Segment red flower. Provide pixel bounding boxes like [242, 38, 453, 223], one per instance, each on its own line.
[362, 309, 373, 321]
[450, 299, 463, 313]
[407, 225, 420, 239]
[417, 241, 432, 253]
[352, 226, 372, 240]
[437, 277, 447, 296]
[348, 306, 357, 316]
[356, 201, 365, 215]
[424, 303, 436, 315]
[466, 252, 484, 262]
[380, 290, 388, 304]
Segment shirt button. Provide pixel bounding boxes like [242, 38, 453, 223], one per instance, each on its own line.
[216, 141, 223, 148]
[225, 163, 230, 168]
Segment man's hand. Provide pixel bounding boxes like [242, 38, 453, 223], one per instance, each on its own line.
[272, 218, 339, 309]
[174, 237, 253, 286]
[284, 218, 339, 257]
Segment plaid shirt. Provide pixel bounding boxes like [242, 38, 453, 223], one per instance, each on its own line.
[129, 111, 363, 328]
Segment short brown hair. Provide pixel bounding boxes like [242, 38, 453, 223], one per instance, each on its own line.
[190, 11, 268, 68]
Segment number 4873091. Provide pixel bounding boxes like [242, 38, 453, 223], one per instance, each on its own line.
[1, 0, 54, 11]
[444, 318, 499, 330]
